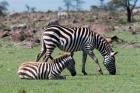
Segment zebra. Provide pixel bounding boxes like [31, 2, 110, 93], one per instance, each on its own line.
[17, 53, 76, 80]
[36, 25, 118, 75]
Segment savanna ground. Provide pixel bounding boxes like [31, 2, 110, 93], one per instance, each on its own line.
[0, 31, 140, 93]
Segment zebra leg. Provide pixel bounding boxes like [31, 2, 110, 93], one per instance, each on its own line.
[50, 55, 54, 60]
[87, 50, 103, 75]
[42, 41, 56, 62]
[44, 55, 49, 62]
[44, 48, 55, 62]
[36, 39, 46, 62]
[36, 50, 46, 62]
[43, 55, 46, 61]
[82, 51, 88, 75]
[43, 55, 54, 61]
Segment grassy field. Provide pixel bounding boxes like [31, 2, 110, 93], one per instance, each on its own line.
[0, 31, 140, 93]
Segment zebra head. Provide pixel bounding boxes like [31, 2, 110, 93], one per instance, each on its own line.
[65, 53, 76, 76]
[104, 51, 118, 75]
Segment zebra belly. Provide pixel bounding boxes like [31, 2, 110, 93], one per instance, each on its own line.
[57, 44, 82, 52]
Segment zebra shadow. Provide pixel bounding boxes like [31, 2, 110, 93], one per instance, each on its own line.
[65, 73, 120, 76]
[64, 73, 120, 80]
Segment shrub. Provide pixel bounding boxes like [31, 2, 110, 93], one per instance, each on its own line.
[0, 24, 10, 31]
[118, 18, 127, 25]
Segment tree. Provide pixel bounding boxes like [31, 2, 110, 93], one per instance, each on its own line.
[90, 5, 98, 11]
[58, 7, 63, 11]
[111, 0, 138, 22]
[74, 0, 84, 11]
[105, 1, 118, 11]
[0, 1, 9, 16]
[100, 0, 105, 9]
[30, 7, 36, 13]
[63, 0, 74, 12]
[25, 4, 36, 13]
[25, 4, 30, 12]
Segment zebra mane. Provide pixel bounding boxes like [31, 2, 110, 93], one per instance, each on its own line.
[51, 53, 71, 63]
[91, 31, 113, 56]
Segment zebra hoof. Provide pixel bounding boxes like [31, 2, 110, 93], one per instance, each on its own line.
[84, 73, 88, 75]
[98, 70, 103, 75]
[82, 71, 88, 75]
[71, 72, 76, 76]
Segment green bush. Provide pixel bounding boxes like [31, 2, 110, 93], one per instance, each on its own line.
[118, 18, 127, 25]
[0, 24, 10, 31]
[86, 17, 94, 22]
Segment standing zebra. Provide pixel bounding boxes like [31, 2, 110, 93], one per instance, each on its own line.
[36, 25, 118, 75]
[18, 54, 76, 80]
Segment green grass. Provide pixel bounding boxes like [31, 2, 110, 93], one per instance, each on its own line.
[0, 31, 140, 93]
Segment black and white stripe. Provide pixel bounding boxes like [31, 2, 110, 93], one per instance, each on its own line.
[18, 54, 76, 80]
[36, 25, 118, 75]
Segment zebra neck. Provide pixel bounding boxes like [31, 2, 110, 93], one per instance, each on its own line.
[92, 32, 113, 57]
[54, 58, 66, 72]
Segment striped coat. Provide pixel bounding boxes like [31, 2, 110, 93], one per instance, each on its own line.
[36, 25, 118, 75]
[18, 54, 76, 80]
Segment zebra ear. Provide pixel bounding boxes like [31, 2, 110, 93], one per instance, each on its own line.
[110, 51, 118, 56]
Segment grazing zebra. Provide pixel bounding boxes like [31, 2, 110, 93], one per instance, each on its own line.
[18, 54, 76, 80]
[36, 25, 118, 75]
